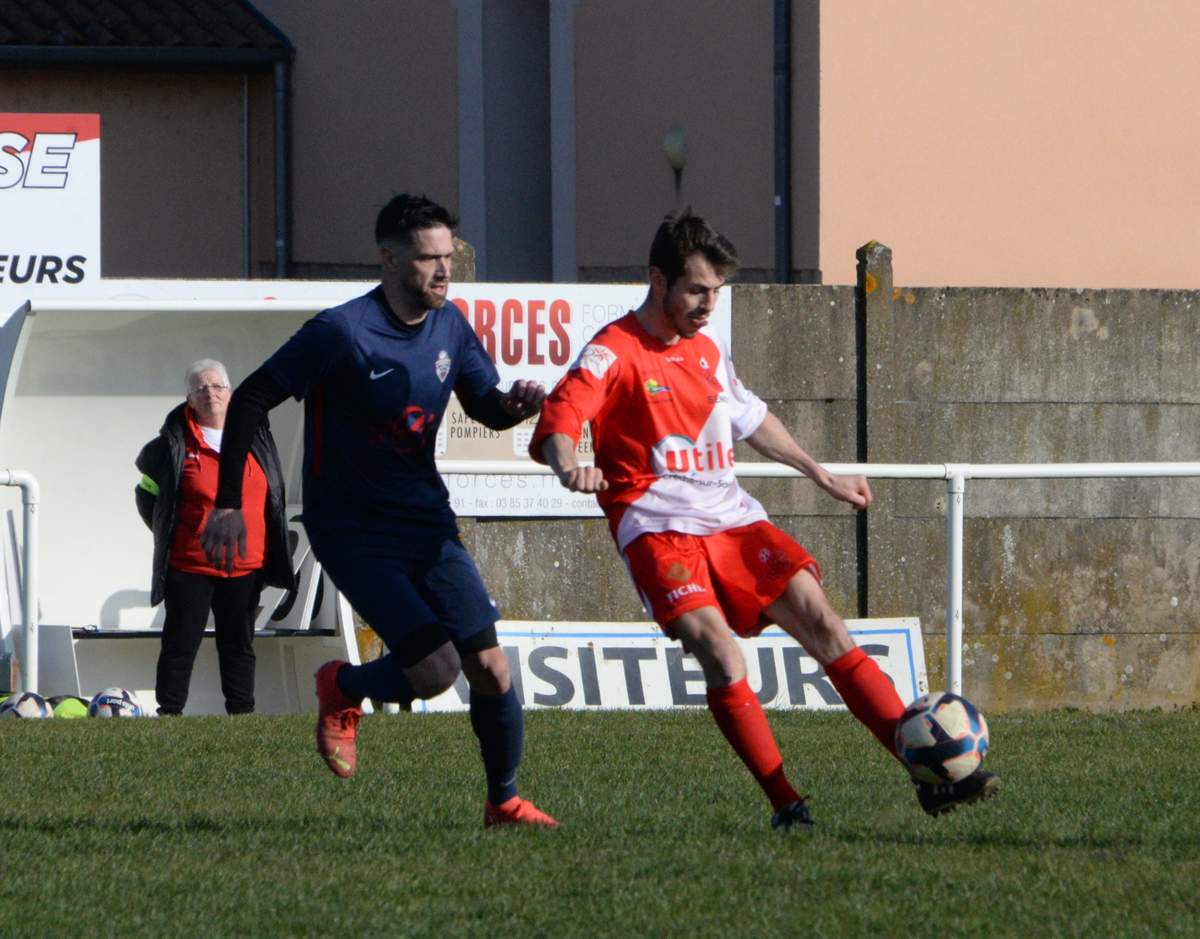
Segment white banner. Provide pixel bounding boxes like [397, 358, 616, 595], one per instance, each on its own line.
[417, 618, 927, 712]
[0, 113, 101, 321]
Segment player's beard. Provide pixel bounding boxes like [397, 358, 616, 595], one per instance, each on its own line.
[403, 277, 448, 312]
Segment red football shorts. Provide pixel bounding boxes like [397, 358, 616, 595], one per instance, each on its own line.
[621, 521, 821, 638]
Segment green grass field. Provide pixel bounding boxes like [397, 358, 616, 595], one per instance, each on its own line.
[2, 708, 1198, 938]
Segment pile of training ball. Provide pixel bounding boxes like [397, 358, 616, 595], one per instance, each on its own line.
[0, 687, 144, 719]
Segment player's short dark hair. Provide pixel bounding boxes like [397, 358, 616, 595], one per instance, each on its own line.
[375, 193, 460, 246]
[648, 208, 739, 288]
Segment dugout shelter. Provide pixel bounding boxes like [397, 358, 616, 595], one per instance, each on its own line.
[0, 280, 379, 714]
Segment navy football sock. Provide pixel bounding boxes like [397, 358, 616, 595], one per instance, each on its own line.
[469, 685, 524, 805]
[337, 654, 416, 707]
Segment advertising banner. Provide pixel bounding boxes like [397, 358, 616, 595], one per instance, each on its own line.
[0, 113, 101, 321]
[418, 618, 928, 712]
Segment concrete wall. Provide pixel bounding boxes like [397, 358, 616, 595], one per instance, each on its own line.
[462, 245, 1200, 712]
[858, 244, 1200, 709]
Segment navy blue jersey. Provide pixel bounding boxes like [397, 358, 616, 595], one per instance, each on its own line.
[264, 287, 498, 532]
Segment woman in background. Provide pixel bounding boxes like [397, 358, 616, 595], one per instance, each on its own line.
[135, 359, 293, 715]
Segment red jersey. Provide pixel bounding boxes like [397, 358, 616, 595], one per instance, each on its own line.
[530, 312, 769, 549]
[170, 407, 268, 576]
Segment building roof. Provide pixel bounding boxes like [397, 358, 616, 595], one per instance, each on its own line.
[0, 0, 292, 67]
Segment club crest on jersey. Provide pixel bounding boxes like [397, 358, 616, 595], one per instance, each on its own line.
[575, 343, 617, 379]
[699, 356, 710, 370]
[435, 350, 451, 382]
[651, 433, 735, 477]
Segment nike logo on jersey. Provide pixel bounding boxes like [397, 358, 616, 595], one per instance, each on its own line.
[369, 368, 395, 380]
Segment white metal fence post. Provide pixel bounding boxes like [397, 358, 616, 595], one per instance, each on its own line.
[945, 469, 966, 695]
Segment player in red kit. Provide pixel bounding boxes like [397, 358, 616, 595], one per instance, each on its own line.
[530, 210, 998, 828]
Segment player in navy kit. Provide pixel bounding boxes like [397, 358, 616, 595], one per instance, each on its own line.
[201, 194, 556, 827]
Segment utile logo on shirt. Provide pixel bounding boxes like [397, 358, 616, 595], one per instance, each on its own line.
[651, 434, 736, 477]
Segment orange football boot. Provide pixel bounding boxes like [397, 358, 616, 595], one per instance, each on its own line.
[315, 660, 362, 778]
[483, 795, 559, 828]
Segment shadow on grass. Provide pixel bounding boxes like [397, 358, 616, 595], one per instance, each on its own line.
[828, 825, 1200, 853]
[0, 812, 458, 837]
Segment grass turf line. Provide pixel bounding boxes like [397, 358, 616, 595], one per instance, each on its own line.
[1, 708, 1198, 938]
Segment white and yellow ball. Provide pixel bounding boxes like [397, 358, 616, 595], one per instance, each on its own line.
[895, 691, 989, 784]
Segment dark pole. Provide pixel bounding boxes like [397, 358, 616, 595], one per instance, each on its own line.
[242, 72, 251, 279]
[273, 60, 292, 279]
[773, 0, 793, 283]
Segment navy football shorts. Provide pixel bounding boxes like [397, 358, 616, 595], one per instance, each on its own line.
[306, 525, 498, 666]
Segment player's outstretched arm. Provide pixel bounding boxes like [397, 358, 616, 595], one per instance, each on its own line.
[500, 379, 546, 419]
[745, 411, 871, 509]
[460, 380, 546, 430]
[540, 433, 608, 493]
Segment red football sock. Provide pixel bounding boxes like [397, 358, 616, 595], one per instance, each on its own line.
[825, 646, 906, 760]
[706, 678, 801, 810]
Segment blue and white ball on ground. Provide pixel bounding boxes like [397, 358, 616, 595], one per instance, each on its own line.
[88, 687, 144, 718]
[0, 690, 54, 719]
[895, 691, 989, 784]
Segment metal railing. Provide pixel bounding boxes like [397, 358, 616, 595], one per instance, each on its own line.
[1, 470, 39, 694]
[8, 461, 1198, 698]
[438, 459, 1200, 695]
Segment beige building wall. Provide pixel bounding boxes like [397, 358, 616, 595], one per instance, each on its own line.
[573, 0, 779, 277]
[821, 1, 1200, 289]
[253, 0, 460, 273]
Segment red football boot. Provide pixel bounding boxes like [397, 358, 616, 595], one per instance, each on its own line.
[315, 660, 362, 778]
[483, 795, 559, 828]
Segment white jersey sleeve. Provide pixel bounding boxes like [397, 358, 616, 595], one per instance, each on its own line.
[717, 336, 768, 441]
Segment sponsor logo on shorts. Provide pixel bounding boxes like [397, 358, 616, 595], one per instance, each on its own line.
[758, 547, 800, 577]
[665, 563, 691, 582]
[665, 582, 706, 604]
[435, 350, 452, 382]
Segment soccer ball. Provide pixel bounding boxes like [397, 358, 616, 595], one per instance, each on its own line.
[49, 695, 91, 719]
[88, 687, 144, 718]
[0, 691, 54, 719]
[895, 691, 989, 784]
